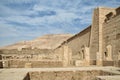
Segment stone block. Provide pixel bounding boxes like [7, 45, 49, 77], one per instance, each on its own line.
[25, 63, 32, 68]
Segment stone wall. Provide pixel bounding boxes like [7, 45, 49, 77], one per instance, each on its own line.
[90, 7, 115, 63]
[8, 60, 63, 68]
[54, 7, 118, 67]
[54, 26, 91, 66]
[29, 70, 117, 80]
[68, 27, 91, 57]
[0, 48, 53, 55]
[29, 70, 100, 80]
[103, 13, 120, 66]
[67, 27, 91, 65]
[54, 46, 64, 61]
[54, 45, 72, 67]
[0, 48, 60, 60]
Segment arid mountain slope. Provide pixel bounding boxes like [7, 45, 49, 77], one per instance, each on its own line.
[0, 34, 73, 50]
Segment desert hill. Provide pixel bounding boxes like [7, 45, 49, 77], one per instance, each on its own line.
[0, 34, 73, 50]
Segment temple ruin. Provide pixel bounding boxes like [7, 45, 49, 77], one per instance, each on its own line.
[0, 6, 120, 80]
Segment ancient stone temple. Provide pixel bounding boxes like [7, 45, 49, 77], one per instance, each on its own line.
[0, 6, 120, 80]
[55, 7, 120, 67]
[0, 7, 120, 68]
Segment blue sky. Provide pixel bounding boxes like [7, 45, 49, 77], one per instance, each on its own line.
[0, 0, 120, 47]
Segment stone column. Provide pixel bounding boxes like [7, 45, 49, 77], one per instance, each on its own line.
[96, 52, 103, 66]
[63, 45, 72, 67]
[84, 47, 90, 66]
[106, 45, 112, 61]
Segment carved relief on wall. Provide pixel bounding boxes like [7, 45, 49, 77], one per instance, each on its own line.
[78, 45, 85, 60]
[104, 45, 113, 61]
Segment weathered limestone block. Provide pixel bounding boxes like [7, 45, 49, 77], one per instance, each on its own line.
[25, 63, 32, 68]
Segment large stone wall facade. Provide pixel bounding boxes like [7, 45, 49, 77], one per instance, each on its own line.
[102, 12, 120, 66]
[67, 27, 91, 58]
[67, 27, 91, 66]
[90, 7, 115, 64]
[55, 26, 91, 66]
[54, 7, 120, 67]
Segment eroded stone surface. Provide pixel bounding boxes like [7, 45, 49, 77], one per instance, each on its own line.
[0, 67, 120, 80]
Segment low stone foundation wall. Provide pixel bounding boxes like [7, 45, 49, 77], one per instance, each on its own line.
[9, 60, 63, 68]
[103, 61, 114, 66]
[28, 70, 116, 80]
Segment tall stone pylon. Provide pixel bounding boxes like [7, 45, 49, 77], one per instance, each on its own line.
[90, 7, 115, 66]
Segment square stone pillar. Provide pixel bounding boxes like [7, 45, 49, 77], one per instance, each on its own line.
[63, 45, 69, 67]
[84, 47, 90, 66]
[96, 52, 103, 66]
[3, 61, 9, 68]
[63, 45, 72, 67]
